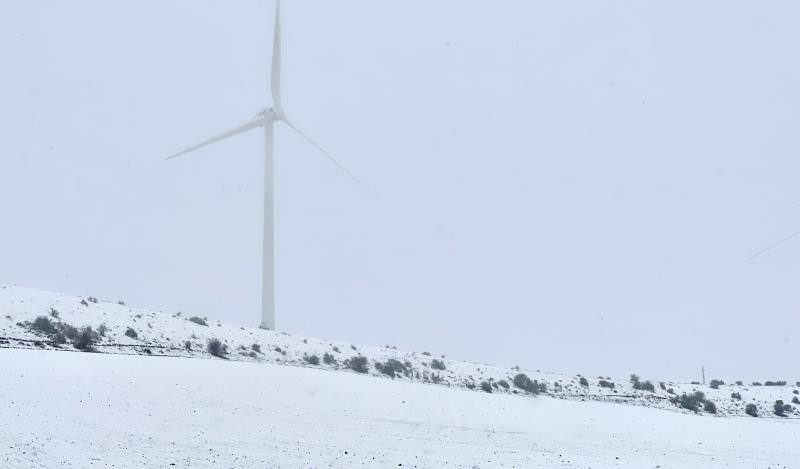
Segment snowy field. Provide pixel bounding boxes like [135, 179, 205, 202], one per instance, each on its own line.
[2, 284, 800, 467]
[2, 348, 799, 469]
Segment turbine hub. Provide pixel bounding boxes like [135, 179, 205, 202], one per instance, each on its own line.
[255, 107, 281, 122]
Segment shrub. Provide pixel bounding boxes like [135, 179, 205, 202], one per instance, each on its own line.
[667, 387, 675, 394]
[677, 391, 706, 412]
[513, 373, 533, 392]
[248, 351, 257, 358]
[332, 346, 340, 353]
[579, 377, 589, 387]
[498, 379, 510, 389]
[731, 392, 742, 400]
[774, 400, 794, 417]
[480, 381, 493, 393]
[345, 356, 369, 373]
[74, 327, 99, 351]
[735, 381, 743, 386]
[59, 323, 79, 341]
[513, 374, 547, 394]
[184, 341, 192, 351]
[303, 354, 320, 365]
[709, 379, 724, 389]
[323, 352, 337, 365]
[375, 359, 407, 379]
[794, 390, 799, 395]
[465, 382, 476, 390]
[30, 316, 57, 335]
[659, 382, 666, 391]
[188, 316, 208, 326]
[421, 351, 431, 356]
[745, 404, 758, 417]
[598, 380, 615, 389]
[124, 327, 138, 339]
[630, 374, 640, 384]
[51, 332, 67, 345]
[703, 400, 717, 414]
[752, 382, 762, 386]
[97, 324, 108, 337]
[792, 396, 800, 405]
[207, 338, 228, 358]
[633, 380, 655, 392]
[765, 381, 787, 387]
[430, 359, 446, 371]
[251, 343, 261, 353]
[49, 308, 59, 318]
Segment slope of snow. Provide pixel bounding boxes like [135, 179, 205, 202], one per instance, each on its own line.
[2, 348, 798, 468]
[1, 284, 799, 420]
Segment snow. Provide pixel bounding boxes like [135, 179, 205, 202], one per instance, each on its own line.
[1, 348, 798, 468]
[1, 284, 800, 467]
[2, 284, 797, 418]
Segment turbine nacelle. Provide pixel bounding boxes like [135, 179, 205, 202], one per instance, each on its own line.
[255, 107, 282, 122]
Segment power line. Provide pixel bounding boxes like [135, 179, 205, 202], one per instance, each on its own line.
[746, 229, 800, 262]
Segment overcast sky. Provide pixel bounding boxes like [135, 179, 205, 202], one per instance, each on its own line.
[2, 1, 799, 382]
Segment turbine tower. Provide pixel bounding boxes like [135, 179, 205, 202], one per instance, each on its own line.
[166, 0, 369, 330]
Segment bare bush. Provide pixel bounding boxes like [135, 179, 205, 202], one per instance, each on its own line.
[323, 353, 337, 365]
[345, 356, 369, 373]
[207, 338, 228, 358]
[430, 359, 446, 371]
[513, 374, 547, 394]
[375, 359, 408, 379]
[188, 317, 208, 326]
[599, 380, 615, 389]
[74, 327, 100, 351]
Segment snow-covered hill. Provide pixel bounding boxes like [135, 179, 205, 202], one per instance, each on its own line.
[1, 284, 799, 421]
[2, 348, 799, 468]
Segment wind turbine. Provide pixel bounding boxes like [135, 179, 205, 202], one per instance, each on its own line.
[166, 0, 369, 330]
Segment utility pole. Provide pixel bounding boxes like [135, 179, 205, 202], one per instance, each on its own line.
[701, 366, 706, 385]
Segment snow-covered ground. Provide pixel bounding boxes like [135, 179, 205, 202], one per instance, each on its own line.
[1, 284, 800, 467]
[1, 348, 798, 468]
[2, 285, 798, 418]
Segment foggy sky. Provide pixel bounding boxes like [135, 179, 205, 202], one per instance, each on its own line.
[2, 0, 799, 382]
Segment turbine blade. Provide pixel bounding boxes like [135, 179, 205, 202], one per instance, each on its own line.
[746, 229, 800, 262]
[282, 118, 374, 196]
[166, 117, 266, 160]
[271, 0, 281, 107]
